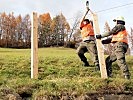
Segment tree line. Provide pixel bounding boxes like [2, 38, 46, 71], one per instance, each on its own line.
[0, 12, 133, 54]
[0, 12, 71, 48]
[0, 12, 30, 48]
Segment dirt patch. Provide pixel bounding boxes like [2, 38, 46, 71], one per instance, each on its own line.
[0, 86, 133, 100]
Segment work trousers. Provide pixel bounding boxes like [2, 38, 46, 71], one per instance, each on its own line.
[106, 42, 130, 77]
[76, 41, 99, 67]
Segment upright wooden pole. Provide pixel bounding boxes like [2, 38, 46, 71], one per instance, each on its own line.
[91, 13, 108, 79]
[31, 12, 38, 79]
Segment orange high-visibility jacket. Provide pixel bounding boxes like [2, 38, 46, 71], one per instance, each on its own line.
[80, 23, 94, 40]
[111, 30, 128, 44]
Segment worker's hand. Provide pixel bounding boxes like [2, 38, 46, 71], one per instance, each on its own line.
[86, 7, 90, 11]
[102, 38, 112, 44]
[96, 34, 102, 39]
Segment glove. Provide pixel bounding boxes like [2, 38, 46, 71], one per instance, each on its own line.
[96, 34, 102, 39]
[86, 7, 90, 11]
[102, 37, 112, 44]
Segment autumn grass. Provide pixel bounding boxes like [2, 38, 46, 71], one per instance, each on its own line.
[0, 47, 133, 98]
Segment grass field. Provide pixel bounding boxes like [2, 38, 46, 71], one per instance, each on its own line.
[0, 47, 133, 99]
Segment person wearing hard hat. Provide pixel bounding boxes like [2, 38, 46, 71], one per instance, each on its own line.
[76, 19, 99, 70]
[96, 16, 130, 79]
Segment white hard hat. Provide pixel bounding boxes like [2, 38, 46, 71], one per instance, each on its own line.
[113, 16, 125, 22]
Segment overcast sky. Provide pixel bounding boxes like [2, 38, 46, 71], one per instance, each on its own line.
[0, 0, 133, 32]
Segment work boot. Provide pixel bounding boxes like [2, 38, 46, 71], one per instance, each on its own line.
[124, 75, 130, 80]
[107, 71, 113, 78]
[95, 64, 100, 71]
[83, 61, 90, 67]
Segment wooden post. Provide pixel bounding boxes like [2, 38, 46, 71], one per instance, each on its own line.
[31, 12, 38, 79]
[92, 13, 108, 79]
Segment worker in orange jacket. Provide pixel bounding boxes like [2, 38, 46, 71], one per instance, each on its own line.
[96, 16, 130, 79]
[76, 19, 99, 70]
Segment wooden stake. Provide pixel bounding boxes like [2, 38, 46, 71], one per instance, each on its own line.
[92, 13, 108, 79]
[31, 12, 38, 79]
